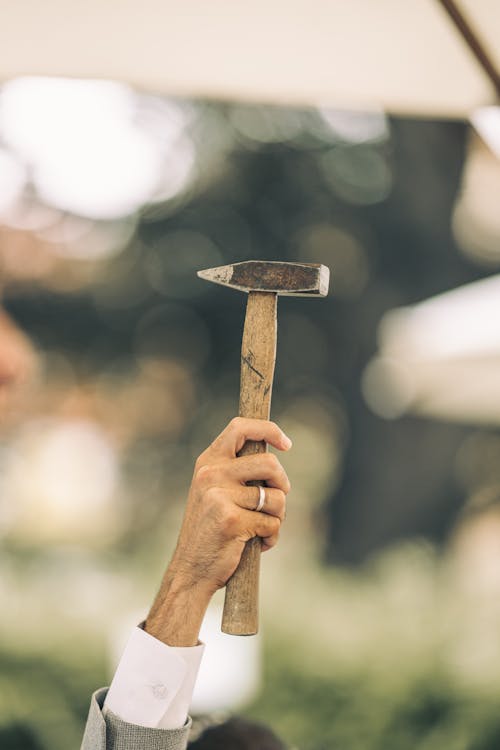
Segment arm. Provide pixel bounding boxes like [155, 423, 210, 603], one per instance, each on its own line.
[82, 417, 291, 750]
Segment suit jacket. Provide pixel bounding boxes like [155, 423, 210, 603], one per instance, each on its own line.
[81, 688, 192, 750]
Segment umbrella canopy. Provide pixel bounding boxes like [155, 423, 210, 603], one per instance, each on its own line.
[362, 274, 500, 425]
[0, 0, 499, 116]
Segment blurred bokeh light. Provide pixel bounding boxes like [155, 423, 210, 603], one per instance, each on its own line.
[2, 73, 500, 750]
[0, 77, 195, 220]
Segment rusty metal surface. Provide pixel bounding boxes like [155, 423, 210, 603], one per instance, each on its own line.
[197, 260, 330, 296]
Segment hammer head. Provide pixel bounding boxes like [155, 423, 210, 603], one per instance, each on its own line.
[197, 260, 330, 297]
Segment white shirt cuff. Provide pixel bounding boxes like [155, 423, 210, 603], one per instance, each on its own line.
[103, 625, 204, 729]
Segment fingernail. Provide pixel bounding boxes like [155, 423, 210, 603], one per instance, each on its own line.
[281, 434, 292, 449]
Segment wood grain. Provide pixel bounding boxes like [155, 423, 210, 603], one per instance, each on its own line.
[222, 291, 277, 635]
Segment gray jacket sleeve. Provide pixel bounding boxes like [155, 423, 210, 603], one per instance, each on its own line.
[81, 688, 192, 750]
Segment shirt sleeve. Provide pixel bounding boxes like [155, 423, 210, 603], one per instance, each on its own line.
[103, 625, 204, 730]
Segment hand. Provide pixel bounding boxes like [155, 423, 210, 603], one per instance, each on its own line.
[145, 417, 292, 646]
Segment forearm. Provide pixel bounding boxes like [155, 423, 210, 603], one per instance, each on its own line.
[103, 552, 211, 730]
[145, 566, 213, 647]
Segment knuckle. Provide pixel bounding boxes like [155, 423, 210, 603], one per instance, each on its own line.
[264, 531, 280, 550]
[265, 452, 280, 470]
[229, 416, 243, 430]
[222, 507, 241, 533]
[268, 516, 281, 534]
[204, 486, 225, 507]
[204, 489, 241, 533]
[276, 491, 286, 518]
[195, 463, 215, 484]
[194, 452, 207, 470]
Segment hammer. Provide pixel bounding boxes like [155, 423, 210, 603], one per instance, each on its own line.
[197, 260, 330, 635]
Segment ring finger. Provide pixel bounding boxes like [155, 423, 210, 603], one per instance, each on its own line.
[234, 484, 286, 521]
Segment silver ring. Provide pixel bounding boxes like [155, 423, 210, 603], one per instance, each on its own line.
[254, 486, 266, 512]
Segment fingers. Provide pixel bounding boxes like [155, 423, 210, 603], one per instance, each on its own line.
[215, 485, 286, 521]
[197, 452, 291, 494]
[201, 486, 282, 545]
[208, 417, 292, 458]
[190, 418, 292, 561]
[238, 508, 281, 551]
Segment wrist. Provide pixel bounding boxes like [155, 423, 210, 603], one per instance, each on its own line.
[145, 568, 213, 647]
[163, 558, 216, 598]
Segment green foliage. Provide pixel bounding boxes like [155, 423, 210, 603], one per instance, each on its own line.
[0, 646, 106, 750]
[248, 654, 500, 750]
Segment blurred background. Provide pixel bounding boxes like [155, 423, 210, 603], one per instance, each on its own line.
[2, 2, 500, 749]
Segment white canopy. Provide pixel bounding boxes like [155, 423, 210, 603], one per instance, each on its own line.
[0, 0, 499, 116]
[363, 274, 500, 425]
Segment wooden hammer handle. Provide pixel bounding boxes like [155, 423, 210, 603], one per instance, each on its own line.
[221, 291, 277, 635]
